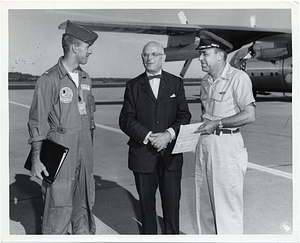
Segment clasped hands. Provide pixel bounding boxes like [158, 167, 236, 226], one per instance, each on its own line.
[149, 132, 171, 152]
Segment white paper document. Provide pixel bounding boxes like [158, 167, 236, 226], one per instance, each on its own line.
[172, 122, 203, 154]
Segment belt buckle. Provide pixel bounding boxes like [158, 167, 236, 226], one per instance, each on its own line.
[214, 129, 222, 136]
[57, 126, 66, 134]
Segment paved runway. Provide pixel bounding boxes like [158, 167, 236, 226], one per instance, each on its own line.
[3, 85, 297, 241]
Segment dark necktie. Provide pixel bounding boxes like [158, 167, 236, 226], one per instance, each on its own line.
[148, 75, 162, 80]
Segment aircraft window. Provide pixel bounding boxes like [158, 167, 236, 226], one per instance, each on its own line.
[270, 73, 274, 76]
[260, 73, 264, 76]
[251, 73, 254, 76]
[275, 72, 279, 76]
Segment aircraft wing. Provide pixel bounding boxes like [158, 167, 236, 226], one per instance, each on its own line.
[58, 20, 291, 52]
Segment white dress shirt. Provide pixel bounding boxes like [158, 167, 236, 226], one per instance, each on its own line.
[143, 71, 176, 144]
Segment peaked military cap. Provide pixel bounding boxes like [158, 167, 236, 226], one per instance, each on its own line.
[65, 20, 98, 45]
[196, 30, 233, 53]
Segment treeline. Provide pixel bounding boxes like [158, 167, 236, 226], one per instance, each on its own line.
[9, 72, 39, 82]
[92, 78, 129, 83]
[8, 72, 200, 83]
[92, 78, 201, 83]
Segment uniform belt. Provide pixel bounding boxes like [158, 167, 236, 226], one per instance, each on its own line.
[50, 126, 90, 134]
[50, 126, 66, 134]
[214, 128, 239, 136]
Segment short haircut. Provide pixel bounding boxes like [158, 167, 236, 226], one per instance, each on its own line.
[62, 33, 83, 54]
[214, 48, 228, 61]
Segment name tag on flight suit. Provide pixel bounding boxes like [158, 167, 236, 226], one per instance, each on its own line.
[78, 101, 87, 115]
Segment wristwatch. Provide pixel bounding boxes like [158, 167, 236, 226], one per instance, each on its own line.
[218, 119, 223, 128]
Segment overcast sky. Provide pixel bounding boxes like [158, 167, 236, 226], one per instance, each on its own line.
[6, 2, 293, 79]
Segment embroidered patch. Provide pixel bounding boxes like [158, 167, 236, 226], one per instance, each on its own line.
[60, 87, 73, 103]
[81, 84, 90, 91]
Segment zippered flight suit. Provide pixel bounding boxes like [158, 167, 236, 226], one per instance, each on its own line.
[28, 57, 96, 234]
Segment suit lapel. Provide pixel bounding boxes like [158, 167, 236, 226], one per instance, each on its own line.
[141, 73, 156, 102]
[157, 71, 167, 101]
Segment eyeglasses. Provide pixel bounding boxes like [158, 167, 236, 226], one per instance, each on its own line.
[141, 52, 164, 59]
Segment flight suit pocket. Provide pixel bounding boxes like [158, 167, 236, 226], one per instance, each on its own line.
[50, 179, 73, 207]
[89, 177, 95, 208]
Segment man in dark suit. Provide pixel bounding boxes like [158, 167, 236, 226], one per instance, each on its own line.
[119, 41, 191, 234]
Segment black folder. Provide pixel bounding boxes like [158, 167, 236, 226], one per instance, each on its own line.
[24, 139, 69, 184]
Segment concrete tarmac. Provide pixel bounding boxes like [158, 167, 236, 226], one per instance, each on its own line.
[4, 86, 297, 241]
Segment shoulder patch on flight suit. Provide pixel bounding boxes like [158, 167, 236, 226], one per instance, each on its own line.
[60, 87, 73, 103]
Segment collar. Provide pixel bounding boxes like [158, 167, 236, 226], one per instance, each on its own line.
[57, 57, 86, 79]
[146, 70, 162, 78]
[208, 62, 230, 84]
[219, 62, 231, 80]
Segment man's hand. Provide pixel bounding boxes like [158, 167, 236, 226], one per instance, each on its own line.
[30, 140, 49, 180]
[195, 120, 218, 134]
[31, 158, 49, 180]
[149, 132, 171, 152]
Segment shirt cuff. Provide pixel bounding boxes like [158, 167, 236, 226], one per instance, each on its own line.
[166, 128, 176, 143]
[28, 135, 46, 144]
[143, 131, 153, 144]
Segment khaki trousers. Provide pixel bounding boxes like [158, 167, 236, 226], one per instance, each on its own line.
[195, 132, 248, 234]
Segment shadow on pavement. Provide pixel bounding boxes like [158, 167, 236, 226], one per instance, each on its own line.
[9, 174, 43, 234]
[93, 175, 184, 234]
[93, 175, 142, 234]
[9, 174, 179, 235]
[9, 174, 141, 235]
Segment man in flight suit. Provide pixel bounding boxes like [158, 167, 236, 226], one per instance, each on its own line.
[27, 20, 98, 234]
[119, 41, 191, 234]
[194, 30, 256, 234]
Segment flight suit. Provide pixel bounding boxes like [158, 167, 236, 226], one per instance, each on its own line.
[195, 63, 255, 234]
[28, 57, 96, 234]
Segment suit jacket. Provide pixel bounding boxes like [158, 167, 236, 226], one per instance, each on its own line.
[119, 70, 191, 173]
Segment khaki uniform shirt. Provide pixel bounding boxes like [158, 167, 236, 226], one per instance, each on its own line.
[200, 62, 255, 128]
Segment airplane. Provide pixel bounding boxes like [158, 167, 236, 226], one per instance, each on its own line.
[229, 42, 292, 97]
[58, 12, 292, 97]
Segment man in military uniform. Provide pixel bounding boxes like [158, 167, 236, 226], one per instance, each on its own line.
[194, 30, 256, 234]
[28, 20, 98, 234]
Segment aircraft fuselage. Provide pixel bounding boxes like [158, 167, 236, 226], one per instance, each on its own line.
[236, 57, 292, 93]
